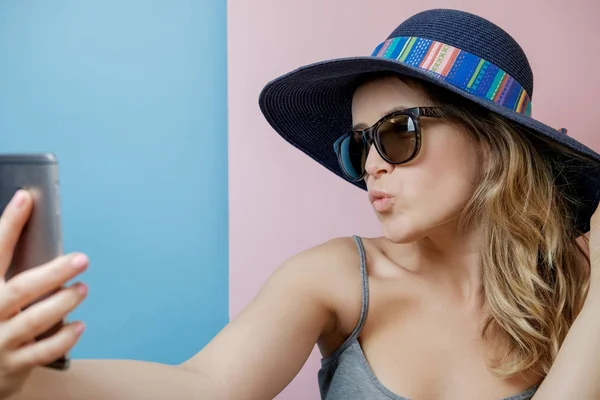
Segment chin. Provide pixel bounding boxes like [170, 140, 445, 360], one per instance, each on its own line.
[379, 213, 423, 243]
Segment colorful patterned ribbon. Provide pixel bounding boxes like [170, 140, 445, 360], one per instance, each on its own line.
[371, 36, 532, 117]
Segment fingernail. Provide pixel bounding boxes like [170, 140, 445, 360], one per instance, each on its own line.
[75, 282, 88, 295]
[12, 190, 27, 208]
[75, 322, 85, 335]
[71, 254, 89, 269]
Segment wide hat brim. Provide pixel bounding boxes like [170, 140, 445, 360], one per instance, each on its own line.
[259, 56, 600, 233]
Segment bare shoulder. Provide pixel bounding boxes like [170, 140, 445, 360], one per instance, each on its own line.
[272, 236, 364, 301]
[181, 237, 368, 399]
[279, 236, 362, 274]
[268, 237, 366, 336]
[289, 235, 417, 356]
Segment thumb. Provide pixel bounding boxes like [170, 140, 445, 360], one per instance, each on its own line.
[0, 190, 33, 278]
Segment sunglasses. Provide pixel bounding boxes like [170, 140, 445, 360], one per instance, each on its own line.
[333, 106, 444, 181]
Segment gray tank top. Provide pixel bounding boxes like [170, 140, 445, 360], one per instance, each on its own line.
[317, 236, 539, 400]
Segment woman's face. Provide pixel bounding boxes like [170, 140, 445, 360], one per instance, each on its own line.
[352, 76, 480, 242]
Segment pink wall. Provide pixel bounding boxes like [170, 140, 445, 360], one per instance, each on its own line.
[227, 1, 600, 399]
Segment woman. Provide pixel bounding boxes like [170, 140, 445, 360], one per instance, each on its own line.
[2, 8, 600, 400]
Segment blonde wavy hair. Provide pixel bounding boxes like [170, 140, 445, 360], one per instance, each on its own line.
[362, 73, 591, 378]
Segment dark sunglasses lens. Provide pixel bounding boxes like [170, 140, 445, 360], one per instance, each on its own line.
[378, 115, 417, 163]
[337, 132, 367, 180]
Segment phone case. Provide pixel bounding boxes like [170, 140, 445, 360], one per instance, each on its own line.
[0, 153, 68, 369]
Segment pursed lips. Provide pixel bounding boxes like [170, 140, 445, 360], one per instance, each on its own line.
[368, 190, 394, 213]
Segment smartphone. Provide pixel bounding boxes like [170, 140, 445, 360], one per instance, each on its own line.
[0, 153, 69, 370]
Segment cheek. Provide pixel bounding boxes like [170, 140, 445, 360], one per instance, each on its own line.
[400, 133, 477, 213]
[379, 130, 478, 241]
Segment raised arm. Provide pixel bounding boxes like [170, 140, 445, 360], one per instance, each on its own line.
[531, 213, 600, 399]
[17, 238, 357, 400]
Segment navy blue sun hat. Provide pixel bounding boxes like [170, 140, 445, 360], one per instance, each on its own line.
[258, 8, 600, 233]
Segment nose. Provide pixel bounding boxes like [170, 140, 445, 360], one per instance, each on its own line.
[364, 144, 393, 178]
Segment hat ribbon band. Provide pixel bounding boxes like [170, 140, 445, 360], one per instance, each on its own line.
[371, 36, 532, 117]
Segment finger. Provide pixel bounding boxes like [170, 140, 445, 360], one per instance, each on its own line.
[0, 190, 33, 276]
[0, 253, 89, 320]
[0, 282, 87, 350]
[6, 321, 84, 372]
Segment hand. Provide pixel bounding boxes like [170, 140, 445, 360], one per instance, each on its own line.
[0, 190, 88, 399]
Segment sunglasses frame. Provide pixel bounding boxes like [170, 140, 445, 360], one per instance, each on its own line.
[333, 106, 443, 182]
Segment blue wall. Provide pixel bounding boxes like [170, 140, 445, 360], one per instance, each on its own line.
[0, 1, 229, 364]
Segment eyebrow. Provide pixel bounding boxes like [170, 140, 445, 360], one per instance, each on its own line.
[352, 105, 411, 130]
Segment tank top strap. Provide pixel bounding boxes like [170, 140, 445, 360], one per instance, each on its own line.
[347, 235, 370, 341]
[320, 235, 371, 364]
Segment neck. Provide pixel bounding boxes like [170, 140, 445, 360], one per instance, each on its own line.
[409, 222, 485, 307]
